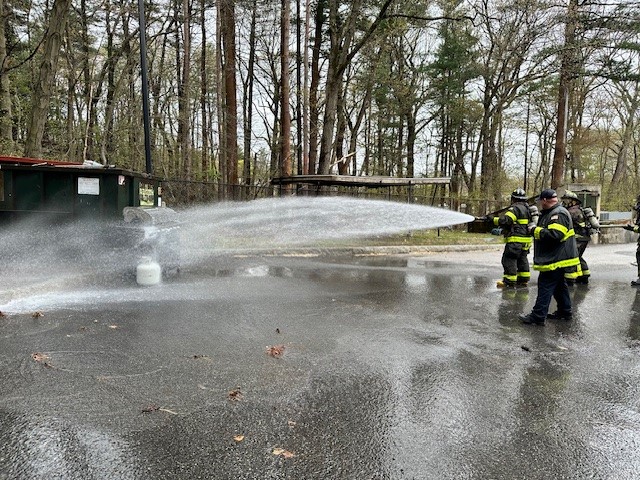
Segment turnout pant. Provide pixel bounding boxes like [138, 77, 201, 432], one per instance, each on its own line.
[501, 242, 530, 285]
[531, 268, 572, 320]
[576, 240, 590, 279]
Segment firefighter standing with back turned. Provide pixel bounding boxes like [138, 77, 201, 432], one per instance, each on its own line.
[487, 188, 535, 288]
[561, 190, 600, 285]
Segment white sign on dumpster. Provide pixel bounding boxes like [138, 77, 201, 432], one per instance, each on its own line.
[78, 177, 100, 195]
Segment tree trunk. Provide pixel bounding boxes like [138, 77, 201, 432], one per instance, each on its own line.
[610, 93, 639, 186]
[178, 0, 192, 180]
[220, 0, 238, 197]
[242, 0, 257, 192]
[24, 0, 71, 158]
[80, 0, 95, 161]
[308, 0, 325, 176]
[200, 0, 209, 179]
[102, 12, 117, 165]
[347, 85, 371, 176]
[551, 0, 578, 189]
[280, 0, 292, 179]
[216, 0, 226, 197]
[295, 0, 302, 178]
[335, 81, 348, 175]
[317, 68, 339, 174]
[0, 0, 14, 150]
[302, 0, 311, 175]
[316, 0, 393, 175]
[406, 112, 416, 178]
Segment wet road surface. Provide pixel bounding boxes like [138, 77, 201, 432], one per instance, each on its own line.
[1, 243, 640, 479]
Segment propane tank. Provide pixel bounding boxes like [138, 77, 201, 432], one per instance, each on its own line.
[582, 207, 600, 230]
[136, 256, 161, 286]
[528, 205, 540, 226]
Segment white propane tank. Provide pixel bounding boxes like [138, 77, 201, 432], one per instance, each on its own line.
[136, 256, 161, 286]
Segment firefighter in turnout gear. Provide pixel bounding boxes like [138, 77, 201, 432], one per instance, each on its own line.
[623, 195, 640, 286]
[489, 188, 533, 288]
[561, 190, 598, 285]
[519, 189, 581, 325]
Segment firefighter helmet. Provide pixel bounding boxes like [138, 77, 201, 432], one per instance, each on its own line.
[511, 188, 527, 201]
[562, 190, 581, 204]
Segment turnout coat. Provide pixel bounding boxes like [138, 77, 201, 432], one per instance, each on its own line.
[531, 203, 580, 272]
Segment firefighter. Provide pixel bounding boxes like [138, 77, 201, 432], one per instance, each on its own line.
[623, 195, 640, 286]
[488, 188, 533, 288]
[561, 190, 597, 285]
[519, 189, 581, 325]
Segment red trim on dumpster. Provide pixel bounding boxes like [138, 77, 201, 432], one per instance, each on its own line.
[0, 155, 83, 166]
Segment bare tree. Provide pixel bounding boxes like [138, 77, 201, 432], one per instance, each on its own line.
[241, 0, 258, 191]
[178, 0, 193, 180]
[24, 0, 72, 158]
[316, 0, 395, 174]
[280, 0, 292, 178]
[220, 0, 238, 196]
[550, 0, 578, 189]
[0, 0, 13, 150]
[473, 0, 550, 200]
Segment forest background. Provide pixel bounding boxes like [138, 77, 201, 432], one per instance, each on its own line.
[0, 0, 639, 213]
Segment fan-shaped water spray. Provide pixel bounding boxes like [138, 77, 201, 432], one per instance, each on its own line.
[178, 197, 473, 260]
[0, 197, 473, 313]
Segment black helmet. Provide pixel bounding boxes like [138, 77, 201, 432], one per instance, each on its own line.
[511, 188, 527, 201]
[562, 190, 580, 204]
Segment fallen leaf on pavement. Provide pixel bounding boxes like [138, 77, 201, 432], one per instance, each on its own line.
[266, 345, 285, 358]
[228, 388, 243, 401]
[233, 435, 245, 442]
[272, 448, 295, 458]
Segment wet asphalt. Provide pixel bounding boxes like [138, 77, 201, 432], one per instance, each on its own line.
[1, 243, 640, 479]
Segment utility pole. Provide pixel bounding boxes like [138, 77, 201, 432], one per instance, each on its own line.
[138, 0, 152, 174]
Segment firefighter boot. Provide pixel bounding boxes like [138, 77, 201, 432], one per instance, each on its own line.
[547, 310, 573, 320]
[519, 313, 545, 326]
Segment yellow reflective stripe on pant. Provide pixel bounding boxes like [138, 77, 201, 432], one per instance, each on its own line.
[564, 267, 583, 279]
[504, 236, 532, 245]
